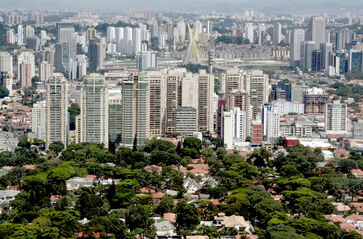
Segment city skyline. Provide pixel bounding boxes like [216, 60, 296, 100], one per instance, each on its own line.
[1, 0, 363, 12]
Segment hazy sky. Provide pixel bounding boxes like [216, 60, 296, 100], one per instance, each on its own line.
[1, 0, 362, 12]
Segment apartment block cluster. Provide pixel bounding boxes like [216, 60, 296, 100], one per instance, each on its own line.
[29, 68, 214, 148]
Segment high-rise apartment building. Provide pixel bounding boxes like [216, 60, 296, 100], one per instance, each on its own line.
[250, 70, 269, 120]
[121, 73, 149, 148]
[147, 71, 167, 138]
[80, 74, 109, 148]
[176, 107, 197, 136]
[262, 104, 281, 142]
[108, 89, 122, 143]
[198, 70, 214, 133]
[0, 52, 13, 76]
[46, 73, 68, 147]
[17, 50, 35, 88]
[325, 100, 347, 133]
[273, 22, 282, 45]
[31, 100, 47, 140]
[39, 61, 52, 82]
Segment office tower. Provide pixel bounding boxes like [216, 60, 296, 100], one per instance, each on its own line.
[0, 52, 13, 76]
[46, 74, 68, 147]
[147, 71, 167, 138]
[108, 89, 122, 143]
[86, 28, 97, 42]
[31, 100, 46, 140]
[181, 72, 199, 110]
[311, 50, 322, 71]
[25, 25, 35, 38]
[55, 42, 72, 74]
[348, 50, 363, 73]
[301, 41, 316, 71]
[273, 22, 282, 45]
[307, 16, 326, 48]
[89, 39, 105, 72]
[353, 120, 363, 139]
[198, 70, 214, 133]
[290, 29, 305, 67]
[336, 28, 352, 51]
[176, 107, 197, 136]
[245, 23, 254, 43]
[223, 110, 234, 149]
[250, 70, 269, 120]
[320, 43, 333, 71]
[325, 100, 347, 133]
[76, 55, 87, 79]
[106, 27, 115, 43]
[17, 25, 23, 46]
[115, 27, 124, 52]
[262, 104, 281, 142]
[304, 87, 329, 114]
[291, 84, 308, 103]
[166, 70, 183, 134]
[221, 69, 250, 94]
[40, 48, 55, 70]
[56, 23, 76, 72]
[132, 28, 141, 55]
[335, 51, 348, 74]
[80, 74, 109, 148]
[40, 61, 52, 82]
[121, 73, 149, 148]
[137, 51, 158, 71]
[7, 30, 16, 44]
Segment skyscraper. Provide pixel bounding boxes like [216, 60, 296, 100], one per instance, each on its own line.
[46, 73, 68, 147]
[121, 73, 149, 148]
[89, 39, 105, 72]
[307, 16, 326, 48]
[80, 74, 109, 148]
[290, 29, 305, 67]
